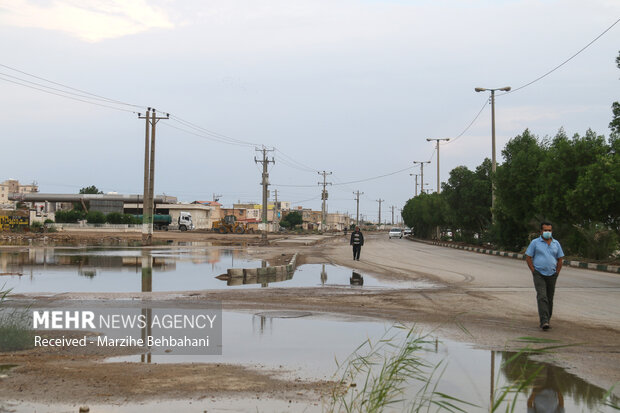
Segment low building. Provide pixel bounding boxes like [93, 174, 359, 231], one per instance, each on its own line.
[0, 179, 38, 208]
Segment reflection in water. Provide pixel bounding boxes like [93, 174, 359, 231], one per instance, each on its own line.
[350, 271, 364, 286]
[0, 247, 264, 293]
[527, 365, 565, 413]
[320, 264, 327, 285]
[501, 351, 618, 412]
[141, 250, 152, 363]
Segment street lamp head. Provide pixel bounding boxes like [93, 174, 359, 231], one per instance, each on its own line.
[501, 86, 511, 92]
[475, 87, 486, 92]
[426, 138, 432, 141]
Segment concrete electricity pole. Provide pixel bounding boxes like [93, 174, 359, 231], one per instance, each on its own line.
[318, 171, 332, 232]
[413, 161, 431, 194]
[475, 86, 511, 221]
[212, 193, 222, 202]
[426, 138, 450, 194]
[409, 173, 420, 197]
[391, 205, 396, 225]
[138, 108, 169, 246]
[353, 191, 364, 226]
[255, 147, 275, 244]
[376, 199, 384, 227]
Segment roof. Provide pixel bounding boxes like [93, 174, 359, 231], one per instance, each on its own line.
[193, 201, 222, 206]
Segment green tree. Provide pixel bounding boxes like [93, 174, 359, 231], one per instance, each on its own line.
[79, 186, 103, 194]
[280, 211, 302, 228]
[493, 129, 546, 250]
[535, 129, 609, 225]
[441, 158, 492, 241]
[401, 192, 446, 239]
[609, 51, 620, 137]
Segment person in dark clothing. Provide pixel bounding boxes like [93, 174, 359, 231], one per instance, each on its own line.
[350, 226, 364, 261]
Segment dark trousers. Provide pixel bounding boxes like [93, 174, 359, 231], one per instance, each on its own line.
[352, 245, 361, 260]
[532, 271, 558, 326]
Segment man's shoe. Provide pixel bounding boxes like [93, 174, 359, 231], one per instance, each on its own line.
[541, 323, 550, 331]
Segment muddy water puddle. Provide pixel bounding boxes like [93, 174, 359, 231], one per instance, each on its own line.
[0, 247, 435, 293]
[103, 311, 617, 412]
[2, 311, 615, 412]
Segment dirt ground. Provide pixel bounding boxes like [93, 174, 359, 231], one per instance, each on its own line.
[1, 230, 619, 407]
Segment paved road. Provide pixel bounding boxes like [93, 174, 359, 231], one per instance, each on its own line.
[357, 235, 620, 330]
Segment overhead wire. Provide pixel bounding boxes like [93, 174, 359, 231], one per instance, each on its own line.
[499, 16, 620, 96]
[0, 63, 145, 109]
[0, 74, 139, 114]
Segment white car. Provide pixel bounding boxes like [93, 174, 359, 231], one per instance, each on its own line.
[403, 228, 412, 236]
[388, 228, 402, 239]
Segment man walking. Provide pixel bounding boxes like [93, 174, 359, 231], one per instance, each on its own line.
[350, 226, 364, 261]
[525, 222, 564, 331]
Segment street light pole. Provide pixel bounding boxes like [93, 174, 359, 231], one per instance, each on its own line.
[426, 138, 450, 194]
[475, 86, 511, 221]
[413, 161, 431, 194]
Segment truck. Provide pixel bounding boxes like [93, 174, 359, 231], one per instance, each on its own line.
[134, 212, 193, 231]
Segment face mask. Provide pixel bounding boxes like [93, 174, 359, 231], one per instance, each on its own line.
[542, 231, 552, 240]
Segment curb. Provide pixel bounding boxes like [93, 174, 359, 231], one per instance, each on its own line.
[411, 238, 620, 274]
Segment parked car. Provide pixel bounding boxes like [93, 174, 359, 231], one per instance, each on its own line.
[388, 228, 403, 239]
[403, 228, 412, 236]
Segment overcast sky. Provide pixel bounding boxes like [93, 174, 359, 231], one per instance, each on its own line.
[1, 0, 618, 222]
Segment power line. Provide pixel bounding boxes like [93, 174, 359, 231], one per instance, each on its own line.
[500, 16, 620, 96]
[274, 148, 319, 173]
[333, 165, 416, 186]
[167, 114, 259, 147]
[0, 74, 139, 114]
[0, 63, 145, 109]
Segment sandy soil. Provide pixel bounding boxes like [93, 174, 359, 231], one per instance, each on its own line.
[1, 230, 619, 407]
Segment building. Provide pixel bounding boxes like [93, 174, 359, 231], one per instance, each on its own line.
[327, 212, 351, 231]
[0, 179, 38, 208]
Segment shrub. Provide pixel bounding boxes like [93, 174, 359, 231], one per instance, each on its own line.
[85, 211, 106, 224]
[106, 212, 123, 224]
[55, 210, 86, 223]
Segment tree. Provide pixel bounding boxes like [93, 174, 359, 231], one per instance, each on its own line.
[493, 129, 546, 250]
[401, 193, 446, 239]
[441, 158, 492, 241]
[280, 211, 302, 228]
[79, 186, 103, 194]
[609, 51, 620, 136]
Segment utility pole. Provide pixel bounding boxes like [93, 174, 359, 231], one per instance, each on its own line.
[138, 108, 169, 246]
[409, 173, 420, 197]
[255, 146, 275, 245]
[426, 138, 450, 194]
[376, 199, 384, 227]
[413, 161, 431, 194]
[391, 205, 396, 225]
[318, 171, 332, 232]
[212, 193, 222, 202]
[475, 86, 511, 222]
[353, 191, 364, 226]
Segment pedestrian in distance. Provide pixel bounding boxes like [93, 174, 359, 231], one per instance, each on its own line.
[525, 222, 564, 331]
[350, 226, 364, 261]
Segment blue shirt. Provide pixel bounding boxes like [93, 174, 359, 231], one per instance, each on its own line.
[525, 237, 564, 276]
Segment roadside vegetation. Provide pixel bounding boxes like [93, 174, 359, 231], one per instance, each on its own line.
[402, 51, 619, 261]
[0, 288, 34, 352]
[326, 325, 619, 412]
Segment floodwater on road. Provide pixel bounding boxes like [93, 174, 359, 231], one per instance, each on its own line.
[0, 246, 435, 293]
[2, 310, 617, 412]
